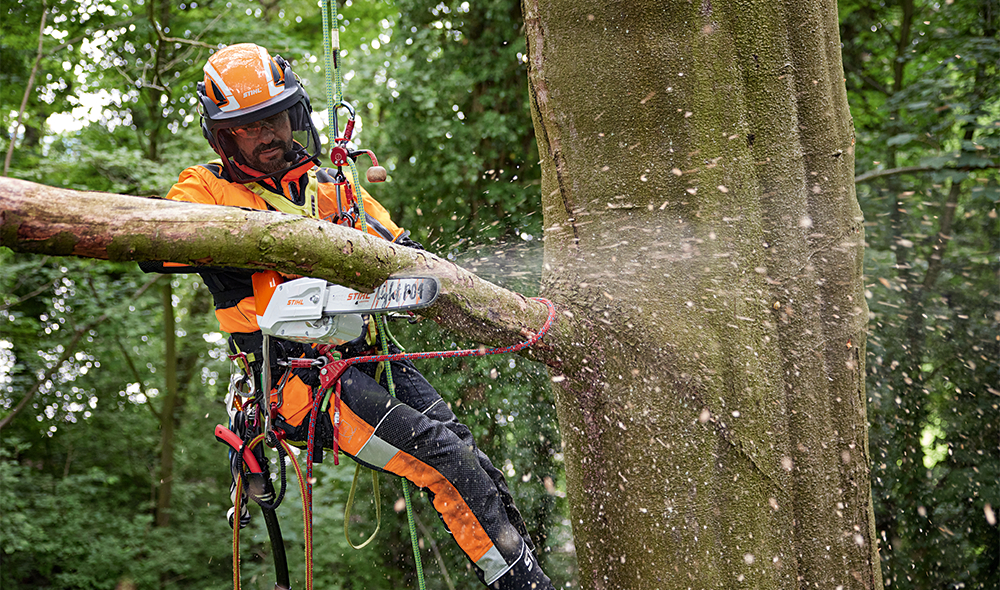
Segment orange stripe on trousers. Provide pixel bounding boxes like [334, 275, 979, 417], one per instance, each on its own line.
[337, 403, 493, 562]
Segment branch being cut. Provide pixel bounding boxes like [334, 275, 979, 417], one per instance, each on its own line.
[0, 177, 559, 360]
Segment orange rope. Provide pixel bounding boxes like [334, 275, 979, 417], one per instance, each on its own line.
[229, 436, 313, 590]
[232, 476, 243, 590]
[230, 433, 266, 590]
[280, 439, 314, 590]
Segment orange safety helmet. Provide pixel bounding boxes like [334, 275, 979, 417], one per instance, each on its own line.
[197, 43, 320, 183]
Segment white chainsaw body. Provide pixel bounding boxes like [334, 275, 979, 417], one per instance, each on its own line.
[257, 276, 439, 345]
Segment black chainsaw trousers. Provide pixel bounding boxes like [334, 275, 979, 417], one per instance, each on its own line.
[277, 356, 554, 590]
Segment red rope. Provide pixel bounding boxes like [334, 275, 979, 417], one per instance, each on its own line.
[306, 297, 557, 393]
[300, 296, 555, 578]
[305, 294, 555, 444]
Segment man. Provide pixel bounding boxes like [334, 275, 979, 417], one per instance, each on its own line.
[142, 43, 554, 589]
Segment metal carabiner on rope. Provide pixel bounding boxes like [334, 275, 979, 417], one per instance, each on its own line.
[329, 101, 356, 168]
[329, 102, 388, 184]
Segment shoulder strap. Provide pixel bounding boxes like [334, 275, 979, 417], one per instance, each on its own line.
[246, 168, 322, 219]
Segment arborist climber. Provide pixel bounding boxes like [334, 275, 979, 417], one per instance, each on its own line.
[140, 43, 554, 589]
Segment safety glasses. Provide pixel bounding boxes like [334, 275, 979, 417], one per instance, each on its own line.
[229, 110, 290, 139]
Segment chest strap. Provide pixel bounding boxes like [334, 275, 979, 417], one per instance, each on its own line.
[247, 168, 322, 219]
[246, 166, 360, 224]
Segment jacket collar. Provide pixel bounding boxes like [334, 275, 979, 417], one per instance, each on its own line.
[234, 156, 316, 203]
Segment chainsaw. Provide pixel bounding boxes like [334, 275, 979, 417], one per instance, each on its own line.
[254, 274, 440, 345]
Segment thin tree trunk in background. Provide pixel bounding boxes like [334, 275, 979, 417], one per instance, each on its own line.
[3, 2, 47, 176]
[155, 281, 178, 527]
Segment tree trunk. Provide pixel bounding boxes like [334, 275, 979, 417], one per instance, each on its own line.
[155, 281, 178, 527]
[1, 0, 885, 583]
[523, 0, 879, 589]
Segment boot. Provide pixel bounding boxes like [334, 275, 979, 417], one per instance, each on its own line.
[491, 546, 555, 590]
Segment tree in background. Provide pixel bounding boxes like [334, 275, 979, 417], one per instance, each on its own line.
[841, 1, 999, 587]
[372, 0, 542, 250]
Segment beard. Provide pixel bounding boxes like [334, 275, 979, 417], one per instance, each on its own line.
[246, 137, 295, 173]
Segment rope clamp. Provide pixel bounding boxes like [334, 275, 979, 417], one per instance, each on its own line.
[330, 143, 350, 167]
[278, 357, 328, 369]
[317, 358, 351, 392]
[265, 421, 286, 447]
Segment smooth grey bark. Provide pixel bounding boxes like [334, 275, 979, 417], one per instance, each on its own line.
[523, 0, 879, 589]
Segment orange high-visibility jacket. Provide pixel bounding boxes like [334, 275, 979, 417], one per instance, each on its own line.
[164, 159, 409, 335]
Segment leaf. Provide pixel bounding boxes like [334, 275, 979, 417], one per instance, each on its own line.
[887, 133, 919, 146]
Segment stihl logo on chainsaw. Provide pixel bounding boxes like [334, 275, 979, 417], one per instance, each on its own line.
[286, 299, 305, 306]
[346, 292, 372, 301]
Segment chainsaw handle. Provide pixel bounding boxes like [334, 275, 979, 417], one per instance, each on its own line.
[214, 424, 263, 473]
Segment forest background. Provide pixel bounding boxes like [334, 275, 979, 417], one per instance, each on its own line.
[0, 0, 996, 588]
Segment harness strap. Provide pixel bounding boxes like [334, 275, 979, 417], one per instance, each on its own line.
[246, 163, 363, 227]
[246, 167, 321, 218]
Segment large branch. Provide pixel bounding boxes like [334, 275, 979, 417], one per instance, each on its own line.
[854, 162, 1000, 184]
[0, 177, 557, 357]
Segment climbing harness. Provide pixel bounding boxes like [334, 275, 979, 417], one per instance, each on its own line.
[217, 297, 556, 590]
[214, 2, 555, 589]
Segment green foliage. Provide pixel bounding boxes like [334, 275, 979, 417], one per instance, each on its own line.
[355, 0, 543, 252]
[841, 0, 999, 587]
[2, 1, 568, 587]
[1, 255, 236, 588]
[1, 443, 154, 588]
[0, 0, 87, 149]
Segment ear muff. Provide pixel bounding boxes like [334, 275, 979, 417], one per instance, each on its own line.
[200, 117, 214, 147]
[287, 101, 312, 132]
[197, 82, 213, 145]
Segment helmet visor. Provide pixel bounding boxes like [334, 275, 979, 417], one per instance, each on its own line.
[229, 110, 290, 140]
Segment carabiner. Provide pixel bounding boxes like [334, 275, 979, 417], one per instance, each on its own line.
[330, 101, 357, 167]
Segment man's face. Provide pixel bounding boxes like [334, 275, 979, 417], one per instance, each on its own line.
[229, 109, 293, 173]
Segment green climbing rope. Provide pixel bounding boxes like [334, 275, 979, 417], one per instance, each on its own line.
[321, 0, 367, 233]
[376, 314, 427, 590]
[320, 0, 342, 146]
[322, 2, 423, 586]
